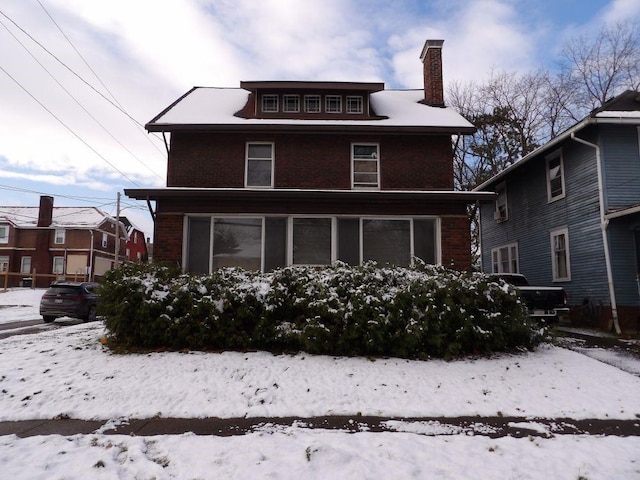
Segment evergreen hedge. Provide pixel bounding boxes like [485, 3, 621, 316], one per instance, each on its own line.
[98, 261, 547, 359]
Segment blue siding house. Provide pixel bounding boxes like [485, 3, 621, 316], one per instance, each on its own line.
[475, 91, 640, 333]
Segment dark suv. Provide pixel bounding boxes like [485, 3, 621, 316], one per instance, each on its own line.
[39, 282, 100, 323]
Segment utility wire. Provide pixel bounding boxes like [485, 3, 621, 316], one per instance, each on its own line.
[0, 64, 140, 186]
[0, 7, 165, 156]
[0, 18, 164, 181]
[34, 0, 166, 159]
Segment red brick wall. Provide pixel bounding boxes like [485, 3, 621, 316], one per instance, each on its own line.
[168, 132, 453, 190]
[440, 215, 471, 270]
[153, 214, 184, 266]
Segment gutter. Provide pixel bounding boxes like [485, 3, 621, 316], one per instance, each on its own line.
[570, 132, 621, 334]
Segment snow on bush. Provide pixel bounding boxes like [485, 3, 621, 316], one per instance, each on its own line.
[99, 261, 547, 359]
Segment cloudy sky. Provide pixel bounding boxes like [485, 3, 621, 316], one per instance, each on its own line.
[1, 0, 638, 239]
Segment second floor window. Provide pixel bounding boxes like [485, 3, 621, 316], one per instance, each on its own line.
[246, 142, 274, 187]
[0, 225, 8, 244]
[494, 183, 508, 222]
[54, 229, 65, 244]
[352, 143, 379, 188]
[547, 152, 565, 202]
[102, 233, 108, 248]
[283, 95, 299, 112]
[261, 95, 278, 112]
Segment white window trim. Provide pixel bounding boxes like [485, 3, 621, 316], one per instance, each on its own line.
[0, 224, 8, 244]
[282, 95, 300, 113]
[346, 96, 363, 114]
[494, 183, 508, 222]
[245, 142, 274, 188]
[325, 95, 342, 113]
[546, 150, 566, 203]
[54, 228, 65, 245]
[20, 256, 31, 274]
[304, 95, 321, 113]
[550, 226, 571, 281]
[52, 256, 65, 274]
[261, 94, 278, 112]
[351, 143, 380, 189]
[490, 242, 519, 273]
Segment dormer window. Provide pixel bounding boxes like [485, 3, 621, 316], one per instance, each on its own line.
[283, 95, 300, 113]
[304, 95, 321, 113]
[261, 95, 278, 112]
[326, 95, 342, 113]
[346, 96, 363, 114]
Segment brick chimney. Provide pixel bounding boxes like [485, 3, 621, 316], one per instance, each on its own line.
[37, 195, 54, 227]
[420, 39, 445, 107]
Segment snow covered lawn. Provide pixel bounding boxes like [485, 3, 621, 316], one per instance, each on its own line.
[1, 288, 640, 478]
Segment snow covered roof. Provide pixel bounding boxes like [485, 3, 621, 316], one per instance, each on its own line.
[0, 206, 114, 229]
[147, 87, 475, 133]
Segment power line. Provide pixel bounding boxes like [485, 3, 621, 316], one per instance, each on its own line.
[0, 17, 164, 182]
[34, 0, 167, 167]
[0, 64, 139, 185]
[0, 7, 165, 157]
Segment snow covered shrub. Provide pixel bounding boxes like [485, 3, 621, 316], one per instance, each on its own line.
[100, 261, 547, 358]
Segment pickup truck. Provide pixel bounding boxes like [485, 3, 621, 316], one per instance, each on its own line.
[492, 273, 569, 323]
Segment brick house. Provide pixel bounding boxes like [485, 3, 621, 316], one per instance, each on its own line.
[0, 196, 127, 287]
[121, 217, 149, 262]
[126, 40, 493, 272]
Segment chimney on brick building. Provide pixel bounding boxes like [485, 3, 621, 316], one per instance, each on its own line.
[37, 195, 54, 227]
[420, 39, 445, 107]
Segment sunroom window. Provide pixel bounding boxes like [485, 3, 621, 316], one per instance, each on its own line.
[292, 218, 332, 265]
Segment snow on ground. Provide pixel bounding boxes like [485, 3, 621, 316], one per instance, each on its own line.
[0, 287, 45, 324]
[1, 288, 640, 479]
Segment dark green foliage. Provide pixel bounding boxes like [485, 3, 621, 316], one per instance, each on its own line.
[100, 261, 547, 359]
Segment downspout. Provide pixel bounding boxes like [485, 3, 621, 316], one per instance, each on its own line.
[570, 132, 621, 334]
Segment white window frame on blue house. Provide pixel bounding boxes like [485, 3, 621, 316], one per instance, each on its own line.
[491, 242, 518, 273]
[546, 150, 566, 203]
[550, 226, 571, 281]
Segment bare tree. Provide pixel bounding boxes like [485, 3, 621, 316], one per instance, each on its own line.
[559, 20, 640, 112]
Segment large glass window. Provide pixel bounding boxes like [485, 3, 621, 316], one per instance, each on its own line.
[0, 224, 8, 243]
[362, 219, 411, 266]
[213, 218, 262, 271]
[547, 152, 565, 202]
[0, 255, 8, 272]
[491, 243, 518, 273]
[352, 143, 379, 189]
[246, 143, 274, 187]
[551, 227, 571, 281]
[292, 218, 332, 265]
[187, 217, 211, 274]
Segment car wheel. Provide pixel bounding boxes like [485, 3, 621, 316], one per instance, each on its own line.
[43, 316, 56, 323]
[84, 306, 97, 322]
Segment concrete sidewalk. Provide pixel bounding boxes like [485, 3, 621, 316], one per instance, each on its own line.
[1, 415, 640, 438]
